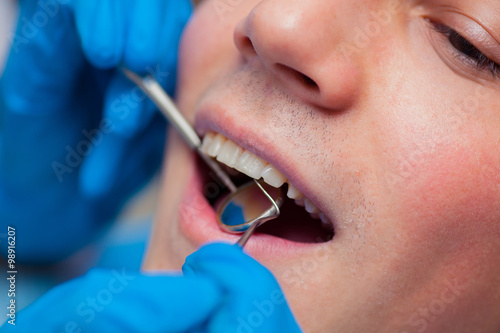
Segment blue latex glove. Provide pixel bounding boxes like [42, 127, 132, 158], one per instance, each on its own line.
[0, 268, 221, 332]
[0, 243, 302, 332]
[0, 0, 192, 263]
[182, 243, 302, 332]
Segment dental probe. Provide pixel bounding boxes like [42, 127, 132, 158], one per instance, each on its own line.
[122, 68, 237, 193]
[122, 68, 282, 248]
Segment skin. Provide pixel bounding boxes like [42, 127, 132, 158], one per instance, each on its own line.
[143, 0, 500, 332]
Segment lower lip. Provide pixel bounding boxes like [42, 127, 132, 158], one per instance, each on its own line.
[178, 154, 321, 260]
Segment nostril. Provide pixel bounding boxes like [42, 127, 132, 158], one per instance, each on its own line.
[300, 73, 319, 90]
[275, 64, 319, 91]
[240, 36, 257, 56]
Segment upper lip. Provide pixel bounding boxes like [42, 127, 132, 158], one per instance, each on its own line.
[194, 105, 334, 229]
[194, 106, 292, 183]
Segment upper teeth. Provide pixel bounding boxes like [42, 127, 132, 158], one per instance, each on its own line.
[200, 132, 332, 227]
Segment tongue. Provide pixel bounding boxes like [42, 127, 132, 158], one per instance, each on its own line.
[257, 196, 334, 243]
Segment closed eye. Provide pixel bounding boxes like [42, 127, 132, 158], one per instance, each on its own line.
[430, 22, 500, 79]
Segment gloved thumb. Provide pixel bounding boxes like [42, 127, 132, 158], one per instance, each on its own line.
[182, 243, 302, 332]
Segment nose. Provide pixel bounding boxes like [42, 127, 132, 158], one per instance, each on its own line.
[234, 0, 361, 110]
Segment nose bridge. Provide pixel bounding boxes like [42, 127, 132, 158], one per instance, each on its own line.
[235, 0, 368, 109]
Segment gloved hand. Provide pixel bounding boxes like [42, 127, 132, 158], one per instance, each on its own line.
[0, 268, 222, 333]
[0, 0, 192, 263]
[182, 243, 302, 332]
[0, 243, 302, 332]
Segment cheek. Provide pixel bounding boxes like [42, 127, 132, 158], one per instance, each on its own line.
[395, 132, 500, 256]
[177, 0, 260, 116]
[177, 3, 237, 115]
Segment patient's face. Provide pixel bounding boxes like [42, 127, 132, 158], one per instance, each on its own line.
[144, 0, 500, 331]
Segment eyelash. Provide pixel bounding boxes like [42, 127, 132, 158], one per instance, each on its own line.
[431, 23, 500, 78]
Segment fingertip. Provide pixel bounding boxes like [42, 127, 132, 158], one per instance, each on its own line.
[123, 0, 193, 73]
[182, 264, 196, 277]
[182, 242, 246, 277]
[74, 0, 124, 69]
[123, 1, 165, 72]
[197, 242, 245, 258]
[182, 242, 280, 295]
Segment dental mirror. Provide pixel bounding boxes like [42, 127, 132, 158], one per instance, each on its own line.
[122, 69, 283, 247]
[218, 180, 284, 247]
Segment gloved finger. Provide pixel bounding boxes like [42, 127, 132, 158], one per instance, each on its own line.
[123, 0, 192, 72]
[183, 243, 279, 295]
[182, 243, 302, 333]
[6, 269, 222, 333]
[101, 70, 156, 138]
[2, 0, 85, 115]
[123, 0, 168, 72]
[72, 0, 126, 69]
[79, 114, 165, 198]
[110, 0, 192, 137]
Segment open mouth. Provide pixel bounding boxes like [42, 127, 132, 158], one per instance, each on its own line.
[198, 131, 335, 244]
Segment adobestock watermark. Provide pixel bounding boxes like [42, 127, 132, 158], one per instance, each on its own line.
[9, 0, 71, 53]
[51, 65, 170, 182]
[108, 65, 170, 121]
[337, 0, 401, 58]
[75, 269, 135, 325]
[399, 277, 467, 333]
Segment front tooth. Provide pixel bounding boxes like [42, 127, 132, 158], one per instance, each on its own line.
[304, 199, 320, 214]
[261, 165, 287, 188]
[206, 133, 226, 157]
[216, 140, 243, 168]
[287, 183, 304, 200]
[200, 132, 215, 154]
[234, 151, 267, 179]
